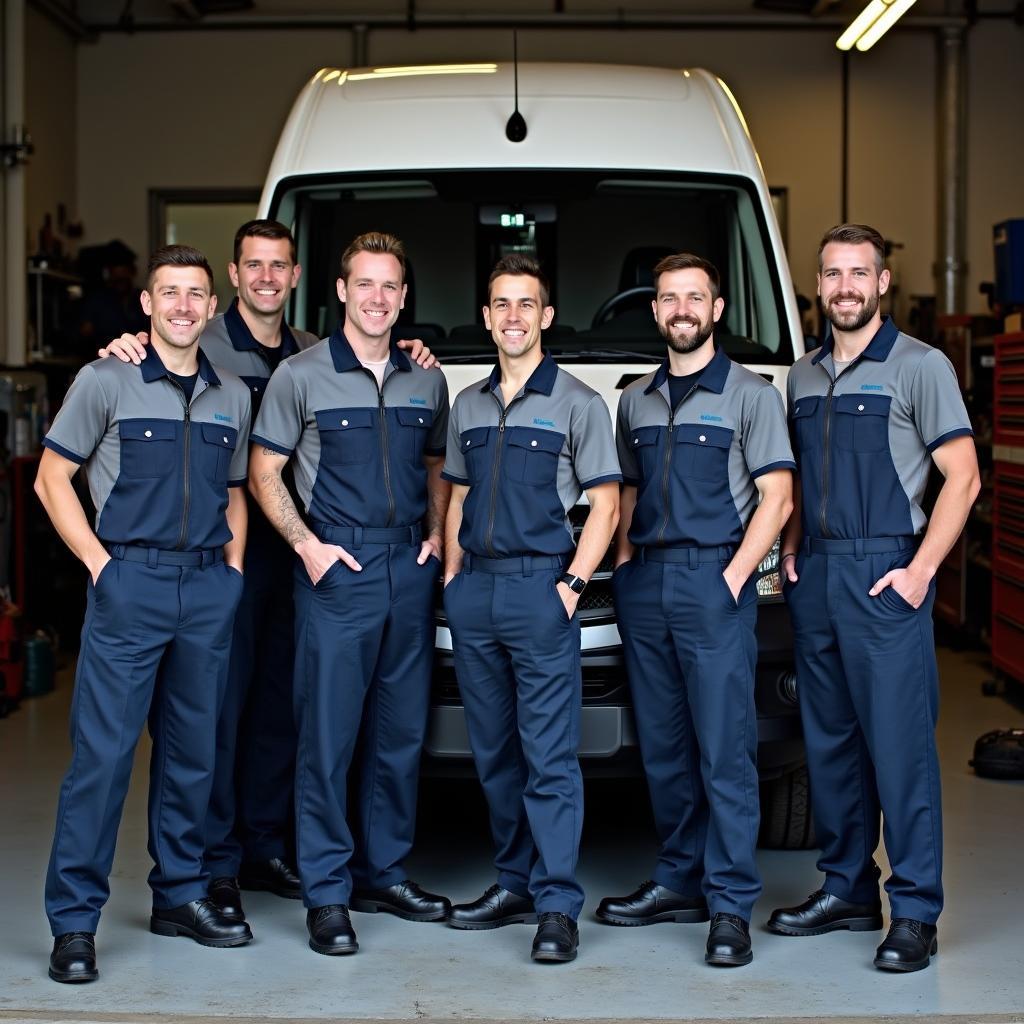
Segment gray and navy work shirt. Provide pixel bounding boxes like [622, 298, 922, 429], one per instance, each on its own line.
[201, 299, 319, 419]
[617, 345, 795, 549]
[252, 326, 449, 528]
[787, 316, 973, 539]
[43, 346, 251, 551]
[442, 353, 621, 558]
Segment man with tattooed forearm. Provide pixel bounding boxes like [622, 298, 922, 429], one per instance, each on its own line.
[248, 232, 452, 957]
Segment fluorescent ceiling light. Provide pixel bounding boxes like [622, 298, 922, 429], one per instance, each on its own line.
[836, 0, 916, 52]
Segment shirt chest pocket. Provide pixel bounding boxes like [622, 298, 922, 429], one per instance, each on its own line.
[199, 422, 237, 484]
[119, 418, 177, 479]
[458, 427, 490, 483]
[834, 393, 891, 454]
[504, 426, 565, 487]
[628, 426, 661, 479]
[673, 424, 733, 483]
[789, 397, 820, 457]
[395, 406, 434, 462]
[316, 408, 375, 466]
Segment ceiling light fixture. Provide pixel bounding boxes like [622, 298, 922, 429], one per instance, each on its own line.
[836, 0, 917, 52]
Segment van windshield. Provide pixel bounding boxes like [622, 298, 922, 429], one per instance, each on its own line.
[274, 170, 794, 365]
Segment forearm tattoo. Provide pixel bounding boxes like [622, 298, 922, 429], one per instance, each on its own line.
[259, 449, 312, 548]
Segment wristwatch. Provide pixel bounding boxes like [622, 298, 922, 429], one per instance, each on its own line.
[559, 573, 588, 595]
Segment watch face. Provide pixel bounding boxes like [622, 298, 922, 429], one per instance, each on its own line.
[562, 574, 586, 594]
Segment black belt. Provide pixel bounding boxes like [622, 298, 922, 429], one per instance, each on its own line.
[635, 544, 735, 567]
[803, 536, 915, 556]
[313, 522, 422, 546]
[462, 553, 567, 574]
[107, 544, 223, 567]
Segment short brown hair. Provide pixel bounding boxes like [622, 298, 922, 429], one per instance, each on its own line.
[340, 231, 406, 281]
[147, 245, 214, 294]
[233, 219, 296, 265]
[817, 223, 886, 273]
[487, 254, 550, 306]
[652, 253, 721, 301]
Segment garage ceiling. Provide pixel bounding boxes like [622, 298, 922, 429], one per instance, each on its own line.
[59, 0, 988, 30]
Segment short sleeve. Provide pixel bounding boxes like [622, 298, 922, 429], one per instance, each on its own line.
[441, 395, 468, 484]
[912, 348, 974, 452]
[743, 384, 796, 479]
[426, 374, 449, 456]
[571, 396, 622, 490]
[615, 394, 641, 486]
[43, 364, 109, 465]
[251, 362, 303, 456]
[227, 395, 252, 486]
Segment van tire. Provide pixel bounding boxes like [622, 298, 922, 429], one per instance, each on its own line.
[758, 764, 816, 850]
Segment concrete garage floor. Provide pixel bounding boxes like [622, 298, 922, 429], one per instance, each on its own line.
[1, 646, 1022, 1024]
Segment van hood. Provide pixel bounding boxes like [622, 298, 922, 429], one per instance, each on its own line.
[438, 359, 790, 417]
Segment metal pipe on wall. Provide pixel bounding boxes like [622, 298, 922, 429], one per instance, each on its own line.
[3, 0, 28, 367]
[935, 23, 968, 316]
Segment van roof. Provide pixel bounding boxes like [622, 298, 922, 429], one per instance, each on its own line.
[263, 63, 764, 196]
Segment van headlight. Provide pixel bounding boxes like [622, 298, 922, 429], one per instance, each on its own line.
[755, 537, 782, 599]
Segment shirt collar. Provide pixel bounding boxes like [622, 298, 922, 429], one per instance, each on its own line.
[645, 343, 731, 396]
[224, 298, 301, 358]
[811, 315, 899, 365]
[140, 340, 221, 387]
[481, 351, 559, 397]
[327, 323, 412, 375]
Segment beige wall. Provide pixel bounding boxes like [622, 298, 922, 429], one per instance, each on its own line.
[69, 22, 1023, 316]
[25, 6, 77, 255]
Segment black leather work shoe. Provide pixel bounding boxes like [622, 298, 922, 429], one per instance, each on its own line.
[596, 880, 709, 926]
[350, 879, 450, 922]
[49, 932, 98, 983]
[150, 898, 253, 947]
[306, 905, 359, 956]
[208, 876, 245, 922]
[873, 918, 937, 972]
[767, 889, 883, 936]
[531, 912, 579, 963]
[448, 884, 538, 930]
[705, 913, 753, 967]
[238, 857, 302, 899]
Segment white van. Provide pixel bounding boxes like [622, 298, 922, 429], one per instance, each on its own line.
[261, 62, 812, 847]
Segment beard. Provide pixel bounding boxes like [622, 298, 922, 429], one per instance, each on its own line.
[658, 313, 715, 354]
[824, 289, 880, 332]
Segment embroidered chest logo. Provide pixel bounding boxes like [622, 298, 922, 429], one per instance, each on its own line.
[699, 413, 723, 423]
[860, 384, 884, 392]
[409, 397, 427, 406]
[533, 417, 556, 428]
[214, 413, 234, 423]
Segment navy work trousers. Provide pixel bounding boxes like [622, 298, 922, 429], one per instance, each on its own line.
[614, 553, 761, 920]
[784, 541, 943, 923]
[292, 540, 435, 908]
[444, 558, 584, 919]
[45, 554, 242, 935]
[205, 533, 296, 877]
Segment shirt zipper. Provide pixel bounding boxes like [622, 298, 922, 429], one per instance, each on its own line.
[817, 357, 861, 538]
[485, 390, 525, 557]
[362, 368, 396, 527]
[656, 383, 699, 546]
[169, 380, 193, 550]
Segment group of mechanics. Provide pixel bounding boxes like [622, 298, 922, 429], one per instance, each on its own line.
[33, 218, 979, 984]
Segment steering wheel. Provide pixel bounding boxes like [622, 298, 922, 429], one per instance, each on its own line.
[591, 286, 656, 328]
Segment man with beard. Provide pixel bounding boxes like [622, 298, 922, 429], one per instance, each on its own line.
[36, 246, 253, 983]
[442, 254, 620, 963]
[249, 232, 450, 955]
[767, 224, 979, 973]
[596, 253, 794, 968]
